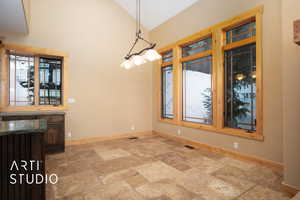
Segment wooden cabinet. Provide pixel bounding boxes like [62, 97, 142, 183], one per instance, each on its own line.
[42, 115, 65, 154]
[0, 120, 46, 200]
[1, 113, 65, 154]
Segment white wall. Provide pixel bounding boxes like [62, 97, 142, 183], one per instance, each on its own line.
[3, 0, 153, 139]
[282, 0, 300, 189]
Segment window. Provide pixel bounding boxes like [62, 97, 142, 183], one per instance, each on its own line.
[224, 44, 256, 131]
[157, 6, 263, 140]
[9, 54, 35, 106]
[161, 65, 173, 119]
[226, 21, 256, 44]
[182, 56, 212, 125]
[0, 43, 69, 112]
[162, 51, 173, 63]
[160, 50, 175, 121]
[182, 37, 212, 57]
[181, 35, 213, 126]
[224, 20, 258, 132]
[39, 57, 62, 105]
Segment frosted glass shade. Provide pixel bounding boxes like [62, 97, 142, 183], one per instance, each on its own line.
[144, 49, 162, 61]
[132, 55, 146, 66]
[121, 59, 135, 69]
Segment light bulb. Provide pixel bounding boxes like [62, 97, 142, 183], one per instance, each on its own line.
[132, 55, 146, 66]
[121, 59, 135, 69]
[235, 73, 246, 81]
[251, 71, 256, 79]
[144, 49, 162, 61]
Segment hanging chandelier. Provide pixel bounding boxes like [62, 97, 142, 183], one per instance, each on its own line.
[121, 0, 161, 69]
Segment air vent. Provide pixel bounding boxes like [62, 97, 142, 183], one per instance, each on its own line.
[128, 136, 139, 140]
[184, 145, 195, 149]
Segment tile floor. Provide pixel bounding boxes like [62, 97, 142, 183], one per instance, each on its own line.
[46, 135, 291, 200]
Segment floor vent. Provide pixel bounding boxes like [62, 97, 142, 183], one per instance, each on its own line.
[184, 145, 195, 150]
[128, 136, 139, 140]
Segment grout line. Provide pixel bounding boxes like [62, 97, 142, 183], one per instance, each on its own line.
[232, 185, 257, 200]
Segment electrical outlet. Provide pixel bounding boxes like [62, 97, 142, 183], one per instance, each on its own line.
[68, 98, 76, 104]
[131, 125, 135, 131]
[233, 142, 239, 149]
[177, 129, 181, 135]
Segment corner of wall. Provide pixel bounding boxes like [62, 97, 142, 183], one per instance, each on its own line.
[22, 0, 31, 34]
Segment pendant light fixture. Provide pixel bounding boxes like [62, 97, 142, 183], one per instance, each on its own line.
[121, 0, 161, 69]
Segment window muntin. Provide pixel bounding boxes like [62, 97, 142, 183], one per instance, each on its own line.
[162, 51, 173, 63]
[39, 57, 62, 105]
[226, 21, 256, 44]
[224, 43, 256, 132]
[182, 37, 212, 57]
[9, 55, 35, 106]
[161, 65, 174, 119]
[182, 56, 212, 125]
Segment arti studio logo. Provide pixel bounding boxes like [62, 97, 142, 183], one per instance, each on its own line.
[9, 160, 58, 185]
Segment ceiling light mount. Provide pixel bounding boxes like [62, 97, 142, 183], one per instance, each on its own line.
[121, 0, 161, 69]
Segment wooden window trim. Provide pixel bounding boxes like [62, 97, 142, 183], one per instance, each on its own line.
[180, 50, 212, 63]
[0, 43, 69, 112]
[161, 61, 173, 67]
[223, 36, 256, 51]
[157, 47, 178, 125]
[218, 7, 263, 140]
[156, 6, 264, 141]
[179, 32, 215, 129]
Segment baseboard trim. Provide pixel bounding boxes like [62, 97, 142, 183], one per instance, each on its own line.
[65, 130, 283, 172]
[153, 130, 283, 172]
[281, 182, 300, 197]
[66, 131, 153, 146]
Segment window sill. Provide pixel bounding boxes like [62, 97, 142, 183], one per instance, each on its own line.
[180, 121, 216, 132]
[158, 119, 264, 141]
[159, 118, 178, 126]
[216, 127, 264, 141]
[0, 105, 69, 112]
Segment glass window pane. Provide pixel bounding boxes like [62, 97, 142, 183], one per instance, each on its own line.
[226, 22, 256, 44]
[162, 51, 172, 63]
[183, 56, 212, 125]
[9, 54, 35, 106]
[9, 57, 16, 106]
[182, 37, 212, 57]
[224, 44, 256, 131]
[39, 57, 62, 105]
[161, 66, 174, 119]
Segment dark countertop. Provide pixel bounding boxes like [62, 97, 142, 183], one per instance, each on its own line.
[0, 111, 65, 117]
[0, 120, 47, 136]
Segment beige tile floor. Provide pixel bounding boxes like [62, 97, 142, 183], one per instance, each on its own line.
[46, 135, 291, 200]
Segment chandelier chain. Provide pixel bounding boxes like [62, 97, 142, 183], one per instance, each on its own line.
[136, 0, 141, 36]
[124, 0, 157, 60]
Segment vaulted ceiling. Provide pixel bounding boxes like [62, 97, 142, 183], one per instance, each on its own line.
[0, 0, 199, 36]
[0, 0, 29, 35]
[113, 0, 199, 30]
